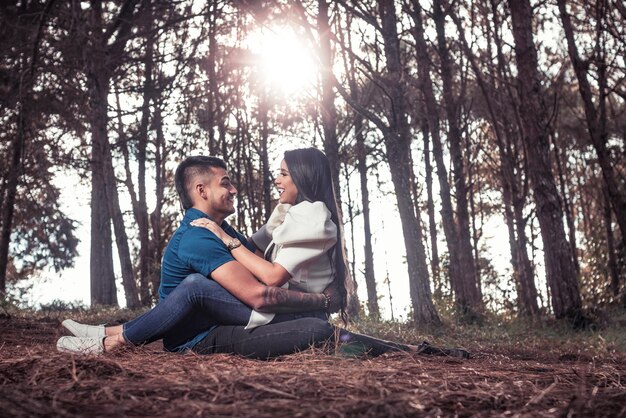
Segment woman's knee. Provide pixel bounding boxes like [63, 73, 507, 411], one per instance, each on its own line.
[298, 317, 334, 340]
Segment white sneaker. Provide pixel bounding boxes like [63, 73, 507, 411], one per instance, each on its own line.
[57, 336, 105, 355]
[62, 319, 106, 338]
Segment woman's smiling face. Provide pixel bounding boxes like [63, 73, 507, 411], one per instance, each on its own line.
[275, 159, 298, 204]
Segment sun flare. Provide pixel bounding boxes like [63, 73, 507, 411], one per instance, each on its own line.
[246, 25, 318, 96]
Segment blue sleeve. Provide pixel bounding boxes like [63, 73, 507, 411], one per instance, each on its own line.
[178, 229, 235, 277]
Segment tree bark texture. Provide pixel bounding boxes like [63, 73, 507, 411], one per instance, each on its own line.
[318, 0, 360, 317]
[135, 9, 154, 305]
[508, 0, 583, 322]
[377, 0, 439, 325]
[88, 68, 118, 306]
[433, 0, 482, 311]
[408, 0, 463, 309]
[557, 0, 626, 252]
[449, 3, 539, 315]
[356, 117, 379, 317]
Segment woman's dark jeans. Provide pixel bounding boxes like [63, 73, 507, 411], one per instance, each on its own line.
[122, 273, 325, 351]
[193, 318, 413, 360]
[193, 318, 414, 359]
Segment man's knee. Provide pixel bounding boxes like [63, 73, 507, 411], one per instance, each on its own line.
[181, 273, 214, 289]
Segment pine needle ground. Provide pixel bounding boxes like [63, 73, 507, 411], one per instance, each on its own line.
[0, 308, 624, 417]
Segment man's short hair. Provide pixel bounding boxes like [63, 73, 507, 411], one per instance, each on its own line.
[175, 156, 227, 210]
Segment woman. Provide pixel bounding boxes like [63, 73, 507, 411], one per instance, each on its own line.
[191, 147, 349, 330]
[58, 148, 468, 359]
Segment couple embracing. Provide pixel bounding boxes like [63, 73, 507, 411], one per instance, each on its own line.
[58, 147, 468, 359]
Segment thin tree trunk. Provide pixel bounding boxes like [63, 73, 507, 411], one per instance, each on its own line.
[422, 120, 441, 296]
[508, 0, 583, 324]
[135, 11, 154, 305]
[407, 0, 462, 310]
[448, 0, 539, 316]
[258, 93, 272, 222]
[206, 0, 219, 154]
[339, 11, 378, 318]
[104, 139, 141, 308]
[88, 69, 118, 306]
[150, 105, 166, 298]
[433, 0, 482, 312]
[603, 185, 620, 297]
[552, 131, 580, 274]
[317, 0, 341, 202]
[343, 166, 357, 283]
[87, 0, 141, 307]
[318, 0, 360, 317]
[0, 0, 53, 294]
[356, 118, 379, 318]
[377, 0, 439, 325]
[557, 0, 626, 252]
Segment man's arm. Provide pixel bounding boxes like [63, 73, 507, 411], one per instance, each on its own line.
[211, 260, 327, 313]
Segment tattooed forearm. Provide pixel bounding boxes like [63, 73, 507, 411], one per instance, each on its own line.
[256, 287, 325, 313]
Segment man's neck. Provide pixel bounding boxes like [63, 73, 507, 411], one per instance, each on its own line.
[192, 205, 226, 224]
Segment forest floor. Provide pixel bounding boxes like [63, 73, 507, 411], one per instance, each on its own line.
[0, 307, 625, 417]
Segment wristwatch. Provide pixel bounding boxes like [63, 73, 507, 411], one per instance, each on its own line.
[226, 238, 242, 251]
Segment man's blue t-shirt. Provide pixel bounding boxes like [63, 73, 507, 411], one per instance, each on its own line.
[158, 207, 255, 350]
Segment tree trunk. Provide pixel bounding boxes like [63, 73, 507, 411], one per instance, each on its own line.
[88, 69, 118, 306]
[377, 0, 439, 325]
[552, 132, 580, 274]
[0, 108, 24, 296]
[422, 120, 441, 297]
[557, 0, 626, 252]
[508, 0, 583, 324]
[356, 117, 379, 318]
[343, 166, 357, 281]
[150, 105, 166, 298]
[450, 3, 539, 315]
[603, 185, 620, 297]
[258, 93, 272, 222]
[87, 0, 141, 308]
[317, 0, 341, 202]
[135, 13, 154, 305]
[408, 0, 462, 309]
[317, 0, 360, 317]
[432, 0, 482, 312]
[0, 0, 52, 295]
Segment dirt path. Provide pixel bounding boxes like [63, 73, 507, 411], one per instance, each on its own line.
[1, 317, 624, 417]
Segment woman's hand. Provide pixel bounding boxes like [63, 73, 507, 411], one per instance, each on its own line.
[191, 218, 229, 244]
[322, 280, 342, 313]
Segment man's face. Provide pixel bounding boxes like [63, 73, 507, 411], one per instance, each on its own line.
[204, 167, 237, 217]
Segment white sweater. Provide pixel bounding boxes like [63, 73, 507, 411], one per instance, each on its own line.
[246, 201, 337, 329]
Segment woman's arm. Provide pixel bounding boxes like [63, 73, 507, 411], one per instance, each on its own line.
[211, 260, 326, 313]
[191, 218, 292, 287]
[229, 244, 291, 287]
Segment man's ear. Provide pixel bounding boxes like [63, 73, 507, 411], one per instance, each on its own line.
[194, 182, 206, 200]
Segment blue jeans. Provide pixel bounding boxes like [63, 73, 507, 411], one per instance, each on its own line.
[122, 274, 325, 351]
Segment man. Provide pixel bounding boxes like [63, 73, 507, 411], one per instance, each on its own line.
[60, 156, 338, 357]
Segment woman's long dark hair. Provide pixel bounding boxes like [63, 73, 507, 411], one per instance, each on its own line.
[283, 148, 349, 323]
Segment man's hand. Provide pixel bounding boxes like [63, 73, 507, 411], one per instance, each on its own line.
[323, 279, 342, 314]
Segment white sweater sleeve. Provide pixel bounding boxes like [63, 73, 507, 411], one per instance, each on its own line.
[272, 201, 337, 275]
[250, 203, 292, 253]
